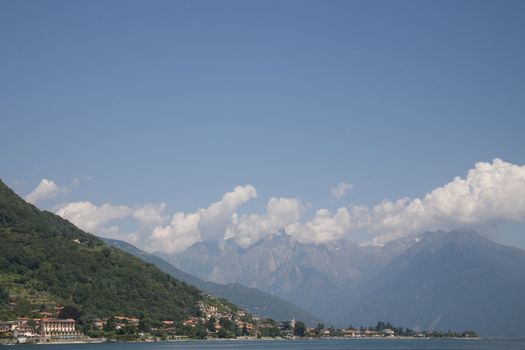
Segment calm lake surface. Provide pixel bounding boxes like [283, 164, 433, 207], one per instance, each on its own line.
[9, 339, 525, 350]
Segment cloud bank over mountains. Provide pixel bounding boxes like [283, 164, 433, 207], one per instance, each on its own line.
[359, 158, 525, 245]
[27, 159, 525, 253]
[149, 185, 257, 252]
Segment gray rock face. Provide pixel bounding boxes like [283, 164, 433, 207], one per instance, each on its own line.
[161, 230, 525, 336]
[159, 231, 416, 322]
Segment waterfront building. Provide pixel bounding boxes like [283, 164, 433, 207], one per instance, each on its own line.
[40, 318, 81, 340]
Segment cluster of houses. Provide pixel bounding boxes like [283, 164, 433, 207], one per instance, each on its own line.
[182, 301, 403, 339]
[181, 301, 255, 335]
[0, 297, 417, 344]
[306, 327, 398, 338]
[0, 313, 425, 344]
[0, 317, 83, 344]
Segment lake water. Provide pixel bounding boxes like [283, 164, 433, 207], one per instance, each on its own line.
[9, 338, 525, 350]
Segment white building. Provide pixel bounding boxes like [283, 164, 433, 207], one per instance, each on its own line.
[40, 318, 81, 340]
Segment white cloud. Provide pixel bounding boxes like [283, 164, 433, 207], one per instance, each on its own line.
[50, 159, 525, 252]
[225, 197, 304, 247]
[287, 207, 352, 244]
[147, 185, 257, 253]
[199, 185, 257, 241]
[331, 181, 354, 199]
[211, 159, 525, 249]
[133, 203, 168, 226]
[224, 197, 352, 247]
[25, 179, 64, 204]
[56, 201, 132, 233]
[55, 200, 167, 244]
[267, 197, 303, 227]
[359, 159, 525, 245]
[148, 212, 201, 253]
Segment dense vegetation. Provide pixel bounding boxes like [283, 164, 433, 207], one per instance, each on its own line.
[0, 179, 203, 321]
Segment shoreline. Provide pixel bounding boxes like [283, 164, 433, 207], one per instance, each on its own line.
[1, 336, 486, 346]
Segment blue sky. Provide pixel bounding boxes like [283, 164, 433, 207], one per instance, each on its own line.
[1, 1, 525, 251]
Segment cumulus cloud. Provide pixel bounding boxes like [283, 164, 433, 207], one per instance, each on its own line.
[55, 200, 168, 245]
[199, 185, 257, 240]
[205, 159, 525, 249]
[50, 158, 525, 253]
[225, 197, 305, 247]
[25, 179, 64, 204]
[56, 201, 133, 233]
[287, 207, 352, 244]
[360, 158, 525, 245]
[224, 198, 352, 247]
[223, 197, 355, 247]
[147, 185, 257, 253]
[133, 203, 168, 226]
[331, 181, 354, 199]
[149, 212, 201, 254]
[147, 159, 525, 252]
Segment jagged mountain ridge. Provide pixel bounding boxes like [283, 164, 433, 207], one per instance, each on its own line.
[158, 231, 413, 323]
[104, 238, 321, 325]
[163, 229, 525, 335]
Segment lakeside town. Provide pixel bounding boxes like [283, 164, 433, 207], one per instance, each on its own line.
[0, 297, 478, 345]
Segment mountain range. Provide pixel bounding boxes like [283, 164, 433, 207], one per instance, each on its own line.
[158, 232, 408, 323]
[3, 176, 525, 336]
[104, 237, 320, 325]
[161, 230, 525, 336]
[344, 230, 525, 336]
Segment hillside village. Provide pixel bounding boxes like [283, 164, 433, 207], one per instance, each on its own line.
[0, 296, 478, 345]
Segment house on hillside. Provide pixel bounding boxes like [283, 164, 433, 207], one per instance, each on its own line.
[383, 328, 395, 337]
[93, 319, 104, 329]
[0, 321, 15, 333]
[40, 318, 82, 340]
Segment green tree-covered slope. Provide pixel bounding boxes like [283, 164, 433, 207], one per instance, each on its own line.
[0, 179, 203, 321]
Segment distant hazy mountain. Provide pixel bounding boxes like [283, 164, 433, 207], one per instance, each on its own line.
[158, 231, 412, 322]
[343, 230, 525, 337]
[162, 230, 525, 336]
[104, 238, 321, 325]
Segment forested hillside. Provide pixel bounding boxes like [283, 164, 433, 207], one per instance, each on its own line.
[0, 179, 205, 321]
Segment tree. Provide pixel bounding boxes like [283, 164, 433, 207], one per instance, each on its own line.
[219, 318, 236, 334]
[0, 286, 8, 304]
[217, 328, 228, 338]
[138, 318, 152, 332]
[314, 323, 324, 336]
[463, 330, 478, 338]
[15, 298, 31, 317]
[195, 322, 207, 339]
[242, 323, 249, 336]
[293, 321, 305, 337]
[260, 325, 280, 338]
[207, 316, 217, 332]
[104, 316, 116, 332]
[58, 305, 81, 320]
[78, 314, 97, 334]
